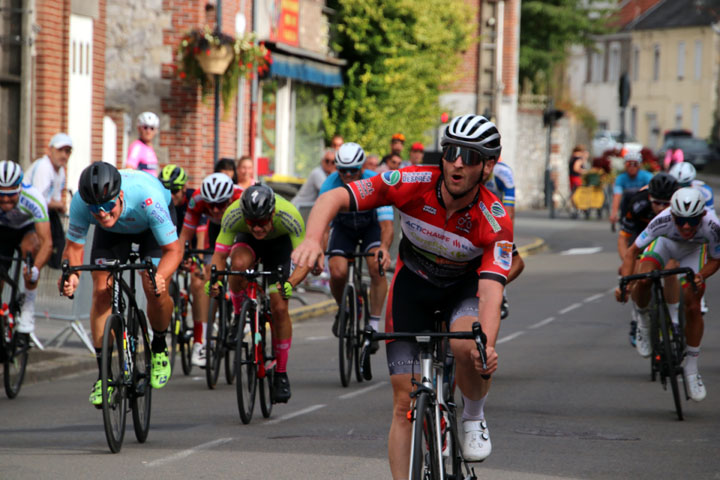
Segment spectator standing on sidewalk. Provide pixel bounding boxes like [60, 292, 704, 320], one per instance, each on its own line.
[292, 149, 336, 208]
[376, 153, 403, 174]
[236, 155, 254, 189]
[364, 154, 381, 172]
[126, 111, 160, 176]
[406, 142, 424, 166]
[330, 134, 344, 150]
[27, 133, 71, 268]
[568, 144, 589, 193]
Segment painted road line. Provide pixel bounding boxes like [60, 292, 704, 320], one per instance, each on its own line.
[560, 247, 602, 255]
[559, 303, 582, 315]
[529, 317, 555, 330]
[338, 381, 387, 400]
[265, 404, 326, 425]
[584, 293, 605, 303]
[497, 331, 525, 344]
[146, 438, 233, 467]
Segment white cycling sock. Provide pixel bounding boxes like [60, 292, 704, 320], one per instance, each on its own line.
[685, 346, 700, 375]
[461, 393, 487, 421]
[634, 303, 650, 329]
[24, 287, 37, 306]
[667, 302, 680, 326]
[369, 315, 381, 331]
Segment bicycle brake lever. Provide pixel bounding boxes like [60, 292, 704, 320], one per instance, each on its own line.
[359, 325, 374, 381]
[472, 322, 491, 380]
[377, 251, 385, 277]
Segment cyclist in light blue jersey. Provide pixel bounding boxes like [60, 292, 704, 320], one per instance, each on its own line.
[60, 163, 182, 406]
[610, 151, 653, 223]
[669, 162, 714, 211]
[319, 142, 393, 344]
[484, 160, 515, 220]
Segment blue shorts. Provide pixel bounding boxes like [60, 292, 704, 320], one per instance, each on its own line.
[327, 221, 381, 257]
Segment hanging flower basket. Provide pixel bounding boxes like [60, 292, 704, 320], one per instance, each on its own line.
[176, 27, 270, 112]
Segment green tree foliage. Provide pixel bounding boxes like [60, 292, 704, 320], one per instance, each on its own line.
[326, 0, 472, 155]
[520, 0, 612, 94]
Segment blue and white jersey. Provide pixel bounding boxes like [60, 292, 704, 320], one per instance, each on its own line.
[0, 183, 49, 230]
[67, 169, 177, 246]
[691, 180, 715, 211]
[484, 162, 515, 208]
[320, 169, 394, 228]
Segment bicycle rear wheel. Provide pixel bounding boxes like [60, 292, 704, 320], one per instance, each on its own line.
[338, 284, 355, 387]
[168, 280, 180, 372]
[179, 294, 193, 376]
[259, 310, 274, 418]
[353, 286, 369, 383]
[101, 314, 127, 453]
[131, 310, 153, 442]
[2, 308, 28, 399]
[206, 295, 227, 389]
[236, 299, 257, 424]
[659, 303, 683, 421]
[225, 312, 238, 385]
[410, 392, 441, 480]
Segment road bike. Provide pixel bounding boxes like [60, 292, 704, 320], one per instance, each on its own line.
[61, 254, 158, 453]
[169, 243, 213, 375]
[329, 245, 383, 387]
[223, 266, 283, 423]
[360, 320, 489, 480]
[620, 267, 693, 421]
[0, 251, 32, 399]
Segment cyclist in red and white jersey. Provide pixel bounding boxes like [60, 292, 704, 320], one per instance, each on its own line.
[178, 173, 242, 366]
[293, 114, 511, 476]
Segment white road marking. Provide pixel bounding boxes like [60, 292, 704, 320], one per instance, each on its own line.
[529, 317, 555, 330]
[264, 404, 326, 425]
[560, 247, 602, 255]
[338, 381, 387, 400]
[559, 303, 582, 314]
[584, 293, 605, 303]
[306, 336, 331, 341]
[145, 438, 233, 467]
[497, 331, 525, 344]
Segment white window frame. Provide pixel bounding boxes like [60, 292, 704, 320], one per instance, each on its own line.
[694, 40, 702, 81]
[677, 41, 685, 80]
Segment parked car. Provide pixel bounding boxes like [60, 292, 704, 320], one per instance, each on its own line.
[657, 136, 716, 171]
[592, 130, 642, 157]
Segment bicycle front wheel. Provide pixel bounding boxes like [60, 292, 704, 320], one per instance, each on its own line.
[206, 295, 227, 389]
[168, 280, 180, 372]
[179, 295, 193, 376]
[236, 299, 257, 424]
[225, 311, 238, 385]
[353, 286, 369, 383]
[259, 310, 274, 418]
[659, 303, 683, 421]
[131, 310, 153, 442]
[410, 392, 441, 480]
[101, 314, 127, 453]
[338, 284, 355, 387]
[2, 310, 28, 399]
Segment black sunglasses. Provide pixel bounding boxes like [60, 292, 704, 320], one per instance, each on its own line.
[674, 215, 702, 227]
[338, 167, 361, 175]
[442, 145, 494, 166]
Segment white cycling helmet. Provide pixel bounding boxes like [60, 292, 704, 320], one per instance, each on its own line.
[200, 173, 234, 203]
[137, 111, 159, 128]
[335, 142, 365, 169]
[0, 161, 23, 190]
[441, 114, 502, 159]
[623, 150, 642, 162]
[670, 187, 705, 218]
[668, 162, 696, 186]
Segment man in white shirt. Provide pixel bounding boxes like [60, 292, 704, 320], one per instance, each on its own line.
[27, 133, 71, 214]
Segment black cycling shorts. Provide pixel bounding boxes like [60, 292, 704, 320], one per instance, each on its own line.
[0, 224, 34, 270]
[233, 233, 292, 284]
[90, 204, 177, 265]
[327, 221, 381, 257]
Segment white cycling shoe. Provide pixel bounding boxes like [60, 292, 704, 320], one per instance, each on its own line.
[635, 325, 651, 358]
[462, 419, 491, 462]
[685, 372, 706, 402]
[16, 306, 35, 334]
[191, 343, 206, 368]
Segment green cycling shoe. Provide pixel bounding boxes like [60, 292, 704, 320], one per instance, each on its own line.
[151, 349, 171, 389]
[89, 379, 114, 409]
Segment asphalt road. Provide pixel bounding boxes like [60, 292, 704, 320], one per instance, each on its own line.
[1, 212, 719, 479]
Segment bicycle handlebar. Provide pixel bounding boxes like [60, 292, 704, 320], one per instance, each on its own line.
[208, 264, 286, 295]
[60, 256, 158, 299]
[359, 321, 490, 382]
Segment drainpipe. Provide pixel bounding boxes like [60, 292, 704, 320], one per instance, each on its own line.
[249, 0, 259, 179]
[19, 0, 36, 167]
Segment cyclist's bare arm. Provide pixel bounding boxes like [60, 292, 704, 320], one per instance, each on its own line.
[178, 226, 195, 257]
[617, 231, 631, 261]
[473, 278, 503, 374]
[292, 188, 351, 268]
[377, 219, 393, 269]
[33, 221, 53, 271]
[697, 257, 720, 286]
[59, 240, 84, 295]
[619, 242, 642, 278]
[287, 263, 312, 289]
[152, 239, 182, 294]
[505, 205, 515, 223]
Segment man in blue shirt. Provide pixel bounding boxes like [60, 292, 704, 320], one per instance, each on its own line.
[59, 163, 182, 406]
[319, 143, 393, 344]
[610, 151, 653, 224]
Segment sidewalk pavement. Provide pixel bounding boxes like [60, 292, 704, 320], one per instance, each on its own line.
[2, 233, 546, 388]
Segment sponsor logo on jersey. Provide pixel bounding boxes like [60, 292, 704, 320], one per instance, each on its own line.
[141, 197, 153, 209]
[493, 240, 513, 270]
[479, 202, 501, 233]
[422, 205, 437, 215]
[401, 171, 432, 183]
[357, 179, 375, 199]
[188, 196, 196, 209]
[490, 201, 505, 218]
[710, 222, 720, 243]
[381, 170, 401, 186]
[456, 213, 472, 233]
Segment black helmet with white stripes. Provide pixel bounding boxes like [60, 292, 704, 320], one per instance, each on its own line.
[441, 114, 502, 159]
[200, 173, 234, 203]
[335, 142, 365, 169]
[241, 183, 276, 220]
[0, 161, 24, 189]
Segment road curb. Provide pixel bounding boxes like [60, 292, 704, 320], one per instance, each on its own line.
[517, 237, 546, 256]
[290, 299, 337, 322]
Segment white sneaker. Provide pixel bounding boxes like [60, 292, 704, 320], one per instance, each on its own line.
[685, 372, 707, 402]
[16, 306, 35, 334]
[635, 325, 651, 357]
[462, 419, 491, 462]
[700, 296, 708, 314]
[191, 343, 206, 368]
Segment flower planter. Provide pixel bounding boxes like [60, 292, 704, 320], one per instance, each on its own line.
[197, 44, 234, 75]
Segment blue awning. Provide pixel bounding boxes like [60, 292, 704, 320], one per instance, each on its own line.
[269, 52, 343, 88]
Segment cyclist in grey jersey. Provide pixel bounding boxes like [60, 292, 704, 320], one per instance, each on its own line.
[0, 161, 52, 335]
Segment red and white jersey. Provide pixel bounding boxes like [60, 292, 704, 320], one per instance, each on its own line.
[182, 185, 243, 231]
[345, 166, 514, 287]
